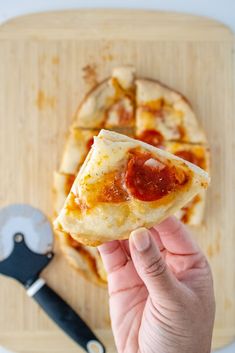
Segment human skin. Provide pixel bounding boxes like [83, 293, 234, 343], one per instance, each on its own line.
[98, 217, 215, 353]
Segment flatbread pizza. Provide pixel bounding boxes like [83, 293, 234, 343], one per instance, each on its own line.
[73, 67, 136, 129]
[53, 66, 210, 285]
[55, 130, 210, 246]
[135, 79, 206, 143]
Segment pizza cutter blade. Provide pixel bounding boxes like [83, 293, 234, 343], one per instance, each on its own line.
[0, 204, 105, 353]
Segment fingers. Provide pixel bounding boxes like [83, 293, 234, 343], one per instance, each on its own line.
[98, 240, 129, 273]
[154, 216, 199, 255]
[149, 227, 164, 251]
[99, 240, 143, 295]
[130, 228, 179, 303]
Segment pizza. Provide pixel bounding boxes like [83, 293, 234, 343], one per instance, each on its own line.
[135, 79, 206, 143]
[55, 130, 210, 246]
[53, 171, 107, 285]
[163, 142, 209, 225]
[53, 66, 210, 285]
[57, 231, 107, 286]
[73, 67, 135, 129]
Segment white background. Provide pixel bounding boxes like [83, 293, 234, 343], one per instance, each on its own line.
[0, 1, 234, 353]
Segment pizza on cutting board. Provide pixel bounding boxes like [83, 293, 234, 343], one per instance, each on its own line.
[53, 66, 210, 285]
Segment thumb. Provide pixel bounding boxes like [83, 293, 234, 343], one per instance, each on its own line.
[130, 228, 179, 304]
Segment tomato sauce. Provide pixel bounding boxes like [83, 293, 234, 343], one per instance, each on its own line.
[86, 137, 94, 151]
[138, 129, 164, 147]
[175, 150, 205, 169]
[125, 150, 189, 201]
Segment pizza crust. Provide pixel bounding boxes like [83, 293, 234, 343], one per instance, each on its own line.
[60, 128, 98, 174]
[73, 67, 135, 129]
[112, 66, 136, 89]
[136, 79, 206, 143]
[55, 130, 210, 246]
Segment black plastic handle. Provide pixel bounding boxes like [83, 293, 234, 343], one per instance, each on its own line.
[33, 283, 105, 353]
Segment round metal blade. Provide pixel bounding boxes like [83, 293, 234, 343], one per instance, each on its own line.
[0, 204, 53, 261]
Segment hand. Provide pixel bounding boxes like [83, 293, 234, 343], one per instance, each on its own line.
[98, 217, 215, 353]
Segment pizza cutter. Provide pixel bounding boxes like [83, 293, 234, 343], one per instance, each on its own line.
[0, 204, 105, 353]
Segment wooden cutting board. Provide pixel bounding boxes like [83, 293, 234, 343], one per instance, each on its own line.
[0, 10, 234, 353]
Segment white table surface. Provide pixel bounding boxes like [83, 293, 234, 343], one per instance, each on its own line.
[0, 1, 234, 353]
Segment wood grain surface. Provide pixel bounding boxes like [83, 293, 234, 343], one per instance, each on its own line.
[0, 10, 234, 353]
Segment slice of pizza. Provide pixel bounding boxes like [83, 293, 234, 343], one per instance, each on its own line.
[57, 231, 107, 286]
[164, 142, 210, 225]
[136, 79, 206, 143]
[60, 128, 98, 174]
[73, 67, 135, 129]
[55, 130, 210, 246]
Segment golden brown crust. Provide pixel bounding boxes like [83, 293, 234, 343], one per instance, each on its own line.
[73, 78, 109, 129]
[73, 67, 136, 129]
[135, 78, 207, 143]
[137, 76, 193, 107]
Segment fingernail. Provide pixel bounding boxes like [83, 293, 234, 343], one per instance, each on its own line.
[131, 228, 150, 252]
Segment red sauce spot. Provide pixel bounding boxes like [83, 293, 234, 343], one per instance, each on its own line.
[86, 137, 94, 151]
[142, 99, 165, 118]
[125, 150, 189, 202]
[106, 99, 134, 126]
[117, 102, 133, 125]
[67, 234, 81, 249]
[138, 130, 164, 147]
[181, 194, 201, 223]
[175, 150, 205, 169]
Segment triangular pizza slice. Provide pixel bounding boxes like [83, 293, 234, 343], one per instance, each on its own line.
[73, 67, 135, 129]
[55, 130, 210, 246]
[163, 142, 209, 225]
[136, 79, 206, 143]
